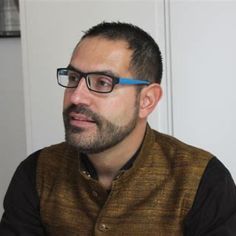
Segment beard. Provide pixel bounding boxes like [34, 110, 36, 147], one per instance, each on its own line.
[63, 102, 139, 154]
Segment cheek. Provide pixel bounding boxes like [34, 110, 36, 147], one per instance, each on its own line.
[103, 93, 139, 122]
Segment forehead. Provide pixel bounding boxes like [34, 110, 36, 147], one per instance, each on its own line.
[70, 36, 133, 74]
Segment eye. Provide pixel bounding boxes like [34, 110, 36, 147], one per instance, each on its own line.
[67, 72, 79, 86]
[97, 77, 112, 87]
[89, 74, 113, 92]
[68, 74, 78, 82]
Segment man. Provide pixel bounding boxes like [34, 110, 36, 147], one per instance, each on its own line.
[0, 22, 236, 235]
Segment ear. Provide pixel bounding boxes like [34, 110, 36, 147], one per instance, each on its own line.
[139, 84, 162, 119]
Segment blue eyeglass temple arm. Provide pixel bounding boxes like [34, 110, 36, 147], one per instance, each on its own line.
[118, 78, 150, 85]
[58, 68, 150, 85]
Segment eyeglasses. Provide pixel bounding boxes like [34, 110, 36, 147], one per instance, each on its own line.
[57, 67, 150, 93]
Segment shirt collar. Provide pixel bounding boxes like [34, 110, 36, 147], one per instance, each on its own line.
[80, 138, 144, 180]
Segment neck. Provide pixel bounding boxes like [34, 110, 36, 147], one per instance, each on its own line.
[87, 122, 147, 190]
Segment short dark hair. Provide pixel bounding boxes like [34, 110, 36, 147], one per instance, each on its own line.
[78, 21, 163, 84]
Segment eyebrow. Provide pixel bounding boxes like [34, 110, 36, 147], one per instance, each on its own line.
[67, 64, 119, 78]
[67, 64, 79, 71]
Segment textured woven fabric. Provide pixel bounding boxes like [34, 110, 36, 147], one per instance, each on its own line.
[36, 126, 212, 235]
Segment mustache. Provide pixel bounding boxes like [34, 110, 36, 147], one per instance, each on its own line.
[63, 104, 102, 125]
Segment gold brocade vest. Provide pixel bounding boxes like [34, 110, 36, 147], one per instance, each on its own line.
[36, 126, 212, 236]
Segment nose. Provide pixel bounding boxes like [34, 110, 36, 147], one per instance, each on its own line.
[68, 77, 92, 105]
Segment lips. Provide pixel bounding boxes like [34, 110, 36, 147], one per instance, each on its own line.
[70, 112, 94, 121]
[69, 112, 96, 127]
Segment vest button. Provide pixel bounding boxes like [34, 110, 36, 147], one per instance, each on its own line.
[87, 173, 91, 178]
[99, 223, 110, 232]
[82, 171, 91, 178]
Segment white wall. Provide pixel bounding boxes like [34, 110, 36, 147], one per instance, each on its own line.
[0, 38, 26, 216]
[169, 0, 236, 180]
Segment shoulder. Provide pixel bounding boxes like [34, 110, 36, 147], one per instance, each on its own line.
[16, 143, 68, 176]
[11, 142, 72, 194]
[1, 150, 47, 234]
[190, 157, 236, 211]
[2, 150, 42, 218]
[38, 142, 69, 156]
[36, 142, 78, 167]
[184, 157, 236, 235]
[150, 128, 213, 167]
[36, 142, 79, 195]
[12, 149, 41, 185]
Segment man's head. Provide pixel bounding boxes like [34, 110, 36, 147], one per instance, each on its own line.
[61, 22, 163, 154]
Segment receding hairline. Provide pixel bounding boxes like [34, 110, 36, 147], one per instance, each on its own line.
[72, 35, 132, 56]
[71, 36, 137, 74]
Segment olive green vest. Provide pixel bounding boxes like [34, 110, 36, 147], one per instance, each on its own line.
[36, 126, 212, 235]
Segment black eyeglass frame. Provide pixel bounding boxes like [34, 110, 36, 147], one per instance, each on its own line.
[57, 67, 150, 94]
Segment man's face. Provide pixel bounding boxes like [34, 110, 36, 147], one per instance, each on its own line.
[63, 36, 140, 154]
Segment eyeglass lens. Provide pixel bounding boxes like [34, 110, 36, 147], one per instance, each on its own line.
[58, 69, 114, 93]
